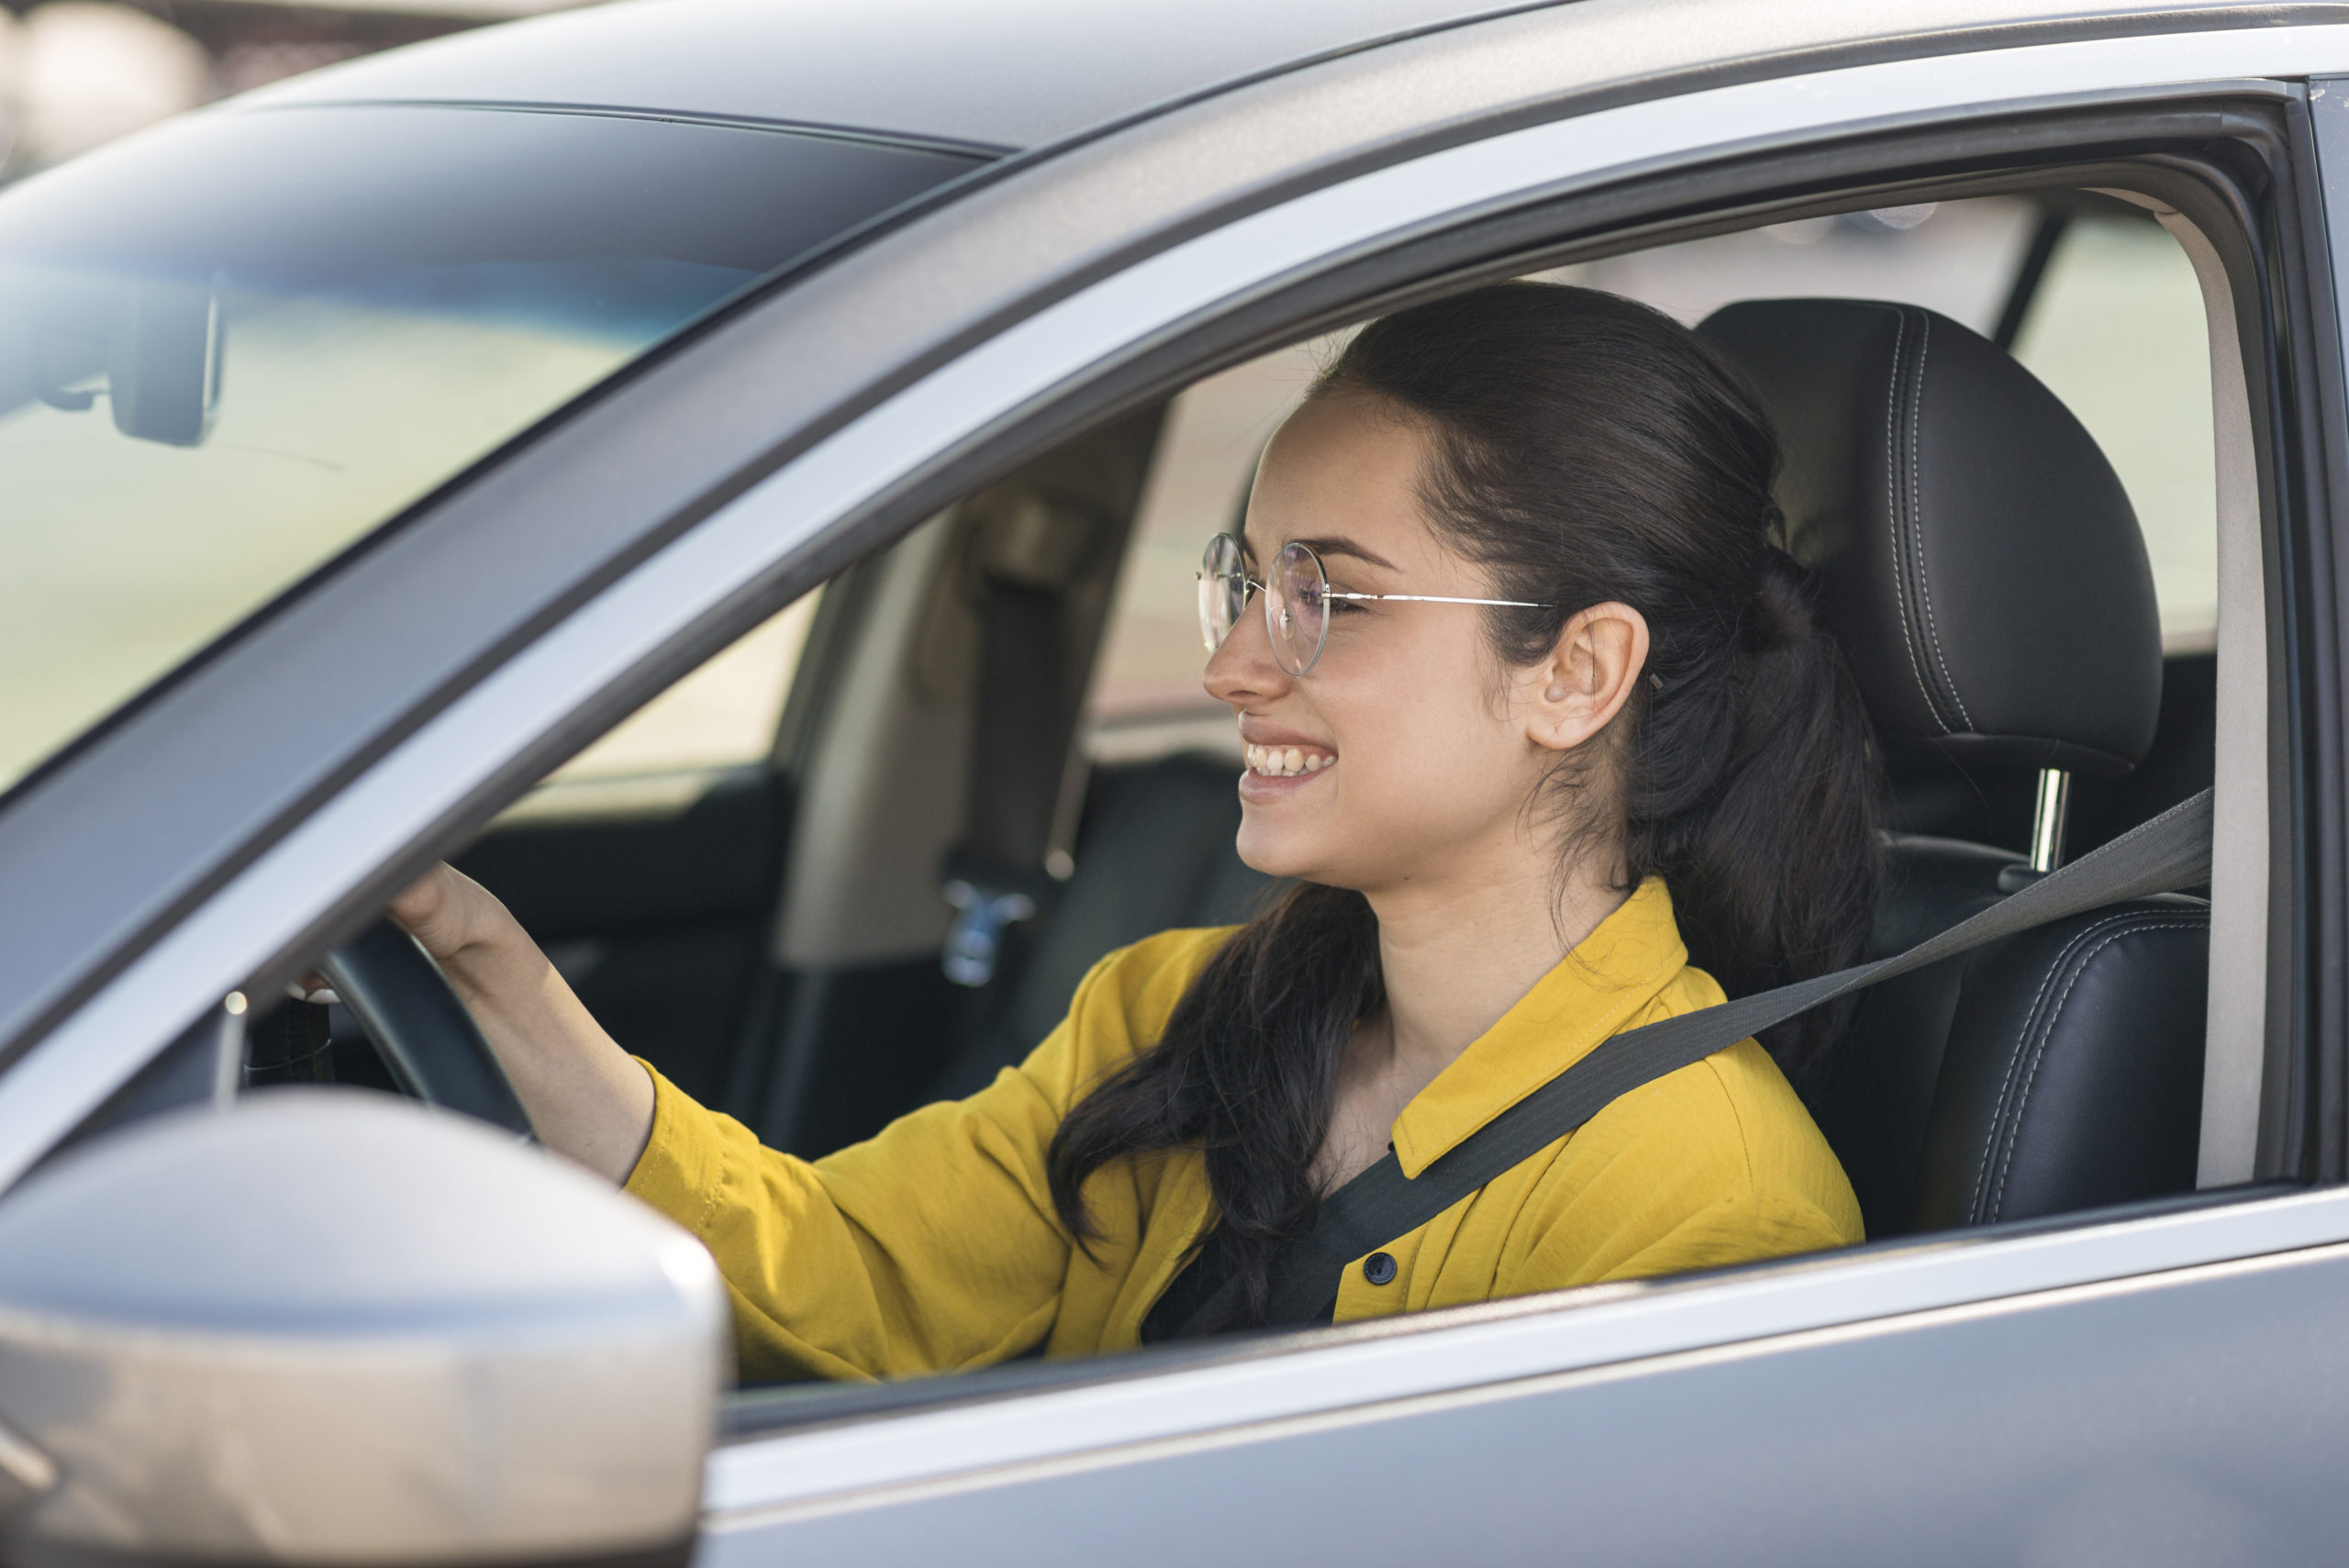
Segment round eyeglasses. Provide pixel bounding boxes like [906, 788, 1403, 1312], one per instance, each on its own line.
[1197, 532, 1551, 677]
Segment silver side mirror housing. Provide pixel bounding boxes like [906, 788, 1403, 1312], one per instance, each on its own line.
[0, 1091, 728, 1566]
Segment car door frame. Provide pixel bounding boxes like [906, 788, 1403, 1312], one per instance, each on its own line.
[3, 6, 2349, 1551]
[691, 59, 2349, 1555]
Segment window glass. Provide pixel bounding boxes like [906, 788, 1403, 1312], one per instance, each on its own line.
[0, 104, 977, 796]
[2009, 212, 2219, 650]
[547, 592, 819, 783]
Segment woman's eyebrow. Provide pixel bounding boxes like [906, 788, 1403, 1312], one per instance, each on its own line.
[1292, 536, 1399, 571]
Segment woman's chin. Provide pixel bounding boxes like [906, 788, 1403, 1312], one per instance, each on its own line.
[1234, 807, 1335, 881]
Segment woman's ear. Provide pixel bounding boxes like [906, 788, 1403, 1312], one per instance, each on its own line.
[1525, 602, 1651, 753]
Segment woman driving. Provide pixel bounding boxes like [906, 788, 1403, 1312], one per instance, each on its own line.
[388, 283, 1877, 1379]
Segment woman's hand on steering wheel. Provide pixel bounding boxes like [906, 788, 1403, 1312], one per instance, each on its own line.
[282, 864, 492, 1006]
[386, 862, 500, 970]
[364, 863, 658, 1185]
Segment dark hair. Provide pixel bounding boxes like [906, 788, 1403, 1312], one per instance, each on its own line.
[1048, 283, 1882, 1330]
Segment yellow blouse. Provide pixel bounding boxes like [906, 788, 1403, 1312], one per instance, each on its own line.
[624, 877, 1862, 1383]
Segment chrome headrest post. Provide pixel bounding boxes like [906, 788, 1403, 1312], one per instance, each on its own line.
[2030, 767, 2072, 873]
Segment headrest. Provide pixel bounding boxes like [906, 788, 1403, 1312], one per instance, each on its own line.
[1698, 299, 2162, 777]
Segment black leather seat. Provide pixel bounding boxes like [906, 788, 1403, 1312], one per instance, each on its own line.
[1700, 298, 2210, 1236]
[941, 296, 2209, 1244]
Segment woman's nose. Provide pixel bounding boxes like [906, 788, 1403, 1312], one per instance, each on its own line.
[1203, 592, 1294, 706]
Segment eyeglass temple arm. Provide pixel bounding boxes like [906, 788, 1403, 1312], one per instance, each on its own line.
[1325, 592, 1552, 608]
[1197, 573, 1550, 610]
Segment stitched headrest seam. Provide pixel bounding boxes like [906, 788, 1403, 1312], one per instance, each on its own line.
[1882, 306, 1948, 736]
[1907, 314, 1976, 732]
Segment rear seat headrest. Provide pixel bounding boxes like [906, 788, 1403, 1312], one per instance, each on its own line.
[1698, 298, 2162, 777]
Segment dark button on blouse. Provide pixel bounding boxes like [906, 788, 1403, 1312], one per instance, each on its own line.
[1363, 1251, 1398, 1286]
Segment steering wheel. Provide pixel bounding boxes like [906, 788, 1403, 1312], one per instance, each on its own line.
[319, 921, 535, 1139]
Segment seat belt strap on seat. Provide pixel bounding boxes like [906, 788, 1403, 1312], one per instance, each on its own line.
[941, 498, 1111, 985]
[941, 579, 1064, 986]
[939, 496, 1104, 984]
[1177, 787, 2215, 1334]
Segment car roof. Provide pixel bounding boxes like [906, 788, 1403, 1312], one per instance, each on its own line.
[240, 0, 1564, 154]
[237, 0, 2293, 158]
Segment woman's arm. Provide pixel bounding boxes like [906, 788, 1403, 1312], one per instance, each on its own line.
[381, 866, 1199, 1380]
[390, 860, 1076, 1379]
[388, 863, 655, 1182]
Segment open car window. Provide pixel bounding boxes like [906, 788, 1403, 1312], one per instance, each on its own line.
[328, 184, 2232, 1349]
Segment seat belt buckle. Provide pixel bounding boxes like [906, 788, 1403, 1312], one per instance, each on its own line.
[941, 879, 1038, 988]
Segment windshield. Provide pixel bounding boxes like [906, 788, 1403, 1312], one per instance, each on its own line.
[0, 103, 979, 795]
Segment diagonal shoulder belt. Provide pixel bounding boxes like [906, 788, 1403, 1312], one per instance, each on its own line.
[1177, 788, 2214, 1334]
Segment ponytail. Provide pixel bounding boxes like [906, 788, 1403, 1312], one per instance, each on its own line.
[1049, 283, 1881, 1329]
[1634, 550, 1882, 1071]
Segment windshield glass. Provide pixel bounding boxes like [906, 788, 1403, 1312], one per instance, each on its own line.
[0, 103, 978, 795]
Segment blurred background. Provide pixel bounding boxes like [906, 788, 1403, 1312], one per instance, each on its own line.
[0, 0, 567, 183]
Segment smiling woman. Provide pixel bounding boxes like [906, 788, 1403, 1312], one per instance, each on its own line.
[0, 102, 979, 795]
[379, 281, 1878, 1375]
[1052, 285, 1880, 1338]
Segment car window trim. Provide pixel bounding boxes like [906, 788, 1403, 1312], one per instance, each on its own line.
[1, 19, 2343, 1500]
[2178, 195, 2281, 1186]
[263, 96, 1019, 160]
[710, 1190, 2295, 1444]
[705, 1181, 2341, 1517]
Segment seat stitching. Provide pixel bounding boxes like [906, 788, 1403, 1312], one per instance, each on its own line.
[1882, 308, 1948, 734]
[1907, 315, 1976, 731]
[1965, 907, 2192, 1217]
[1965, 913, 2125, 1219]
[1984, 916, 2210, 1222]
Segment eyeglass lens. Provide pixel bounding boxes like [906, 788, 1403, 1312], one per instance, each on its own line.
[1197, 534, 1331, 677]
[1198, 533, 1248, 652]
[1266, 541, 1327, 676]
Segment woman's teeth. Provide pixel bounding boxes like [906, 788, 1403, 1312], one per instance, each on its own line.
[1245, 744, 1331, 778]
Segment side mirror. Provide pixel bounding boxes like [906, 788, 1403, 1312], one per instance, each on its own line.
[0, 1092, 727, 1566]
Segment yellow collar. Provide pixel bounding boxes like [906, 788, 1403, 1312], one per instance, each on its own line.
[1387, 877, 1690, 1177]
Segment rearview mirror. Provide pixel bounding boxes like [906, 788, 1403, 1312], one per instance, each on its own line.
[0, 1091, 727, 1566]
[108, 274, 223, 447]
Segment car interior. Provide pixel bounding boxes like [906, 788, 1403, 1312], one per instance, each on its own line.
[236, 181, 2232, 1337]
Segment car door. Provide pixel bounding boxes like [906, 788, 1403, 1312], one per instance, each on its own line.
[1, 4, 2346, 1564]
[674, 18, 2349, 1562]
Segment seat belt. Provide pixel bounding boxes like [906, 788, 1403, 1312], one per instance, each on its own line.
[940, 498, 1098, 987]
[1177, 786, 2215, 1333]
[941, 579, 1065, 985]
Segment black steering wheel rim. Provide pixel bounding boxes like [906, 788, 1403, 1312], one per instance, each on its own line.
[320, 921, 535, 1139]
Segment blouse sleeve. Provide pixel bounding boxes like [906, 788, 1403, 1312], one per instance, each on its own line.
[624, 947, 1136, 1384]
